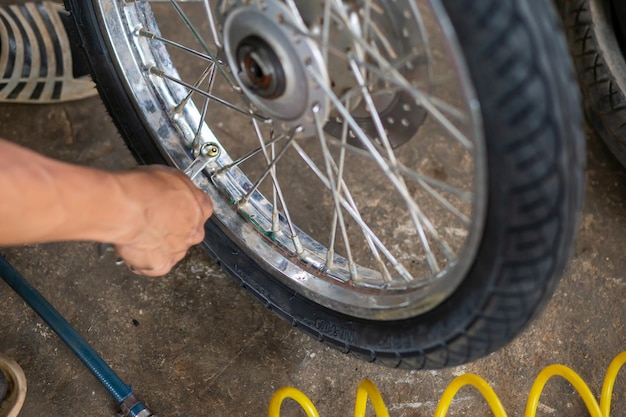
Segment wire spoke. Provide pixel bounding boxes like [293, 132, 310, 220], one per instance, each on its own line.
[309, 66, 458, 271]
[138, 28, 219, 64]
[418, 180, 470, 226]
[347, 55, 464, 256]
[240, 131, 299, 204]
[284, 0, 306, 27]
[191, 65, 217, 150]
[322, 134, 476, 214]
[323, 136, 472, 201]
[251, 119, 304, 255]
[319, 106, 395, 283]
[269, 132, 280, 234]
[326, 97, 350, 270]
[343, 42, 472, 149]
[313, 106, 358, 280]
[348, 56, 472, 143]
[213, 134, 288, 173]
[292, 141, 414, 283]
[285, 3, 472, 148]
[147, 66, 269, 121]
[343, 68, 466, 122]
[175, 63, 215, 114]
[202, 0, 223, 49]
[167, 0, 239, 89]
[361, 0, 373, 45]
[321, 0, 332, 64]
[347, 56, 442, 273]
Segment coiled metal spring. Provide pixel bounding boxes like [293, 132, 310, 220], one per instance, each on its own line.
[269, 351, 626, 417]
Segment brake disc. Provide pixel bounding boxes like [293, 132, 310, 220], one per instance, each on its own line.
[216, 0, 430, 145]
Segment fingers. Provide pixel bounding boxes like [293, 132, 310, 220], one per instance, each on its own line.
[132, 164, 214, 220]
[151, 164, 214, 223]
[190, 218, 208, 245]
[197, 191, 214, 219]
[128, 265, 167, 277]
[112, 164, 214, 277]
[123, 248, 189, 277]
[178, 170, 214, 220]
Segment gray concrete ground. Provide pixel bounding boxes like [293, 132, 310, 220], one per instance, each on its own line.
[2, 97, 626, 417]
[2, 5, 626, 417]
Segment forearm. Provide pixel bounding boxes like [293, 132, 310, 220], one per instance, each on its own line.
[0, 139, 136, 245]
[0, 138, 213, 276]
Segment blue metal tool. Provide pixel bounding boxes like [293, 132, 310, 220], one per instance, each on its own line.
[0, 254, 156, 417]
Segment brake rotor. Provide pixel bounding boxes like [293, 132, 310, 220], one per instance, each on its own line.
[321, 1, 430, 148]
[216, 0, 430, 145]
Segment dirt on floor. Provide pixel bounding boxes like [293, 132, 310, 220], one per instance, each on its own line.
[2, 1, 626, 416]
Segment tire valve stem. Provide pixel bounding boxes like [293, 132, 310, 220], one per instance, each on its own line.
[202, 143, 220, 158]
[184, 142, 221, 181]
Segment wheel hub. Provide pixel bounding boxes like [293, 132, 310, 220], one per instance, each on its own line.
[236, 36, 286, 99]
[221, 0, 330, 137]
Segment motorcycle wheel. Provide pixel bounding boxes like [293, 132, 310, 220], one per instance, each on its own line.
[560, 0, 626, 167]
[64, 0, 584, 369]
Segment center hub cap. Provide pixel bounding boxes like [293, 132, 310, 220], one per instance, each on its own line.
[236, 36, 286, 99]
[221, 0, 330, 137]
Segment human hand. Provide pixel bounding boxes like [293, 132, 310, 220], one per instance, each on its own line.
[112, 165, 213, 276]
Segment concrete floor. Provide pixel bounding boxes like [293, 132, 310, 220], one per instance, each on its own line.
[2, 96, 626, 417]
[2, 8, 626, 417]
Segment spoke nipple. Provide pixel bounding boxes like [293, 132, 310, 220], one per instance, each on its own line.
[148, 66, 164, 77]
[136, 27, 153, 39]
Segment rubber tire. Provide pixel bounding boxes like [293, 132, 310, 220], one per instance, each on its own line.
[64, 0, 584, 369]
[559, 0, 626, 167]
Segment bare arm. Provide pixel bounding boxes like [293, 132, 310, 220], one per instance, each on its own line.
[0, 139, 213, 276]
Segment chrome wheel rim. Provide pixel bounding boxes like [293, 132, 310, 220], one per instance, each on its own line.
[96, 0, 486, 320]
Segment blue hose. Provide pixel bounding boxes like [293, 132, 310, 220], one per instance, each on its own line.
[0, 254, 148, 415]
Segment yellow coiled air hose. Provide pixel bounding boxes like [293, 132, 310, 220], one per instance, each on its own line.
[268, 350, 626, 417]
